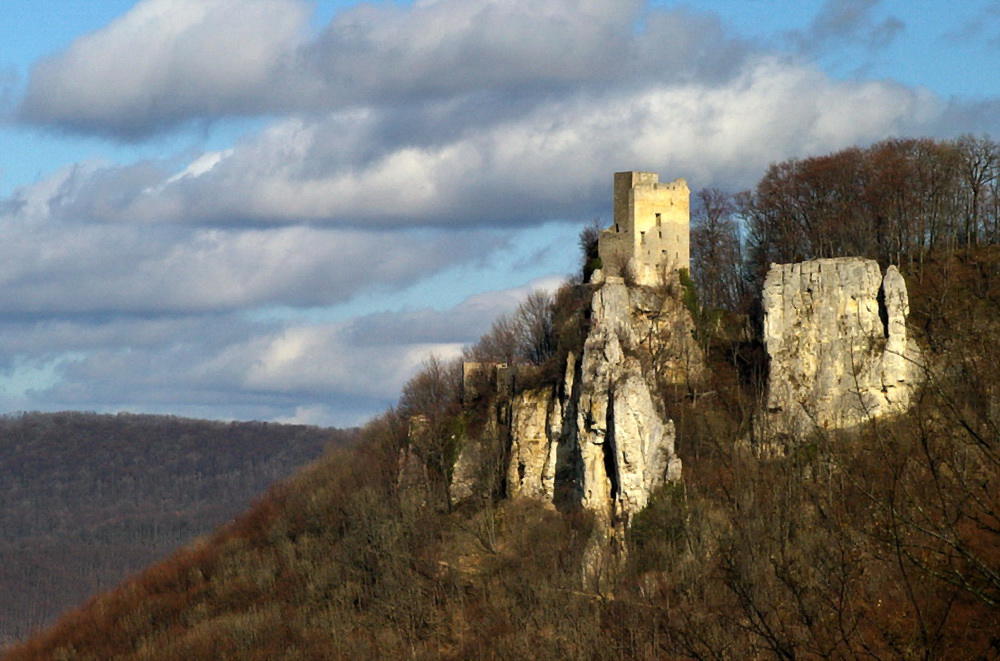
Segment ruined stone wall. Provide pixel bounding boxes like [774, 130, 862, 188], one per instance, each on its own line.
[598, 171, 689, 286]
[763, 257, 918, 439]
[630, 175, 689, 276]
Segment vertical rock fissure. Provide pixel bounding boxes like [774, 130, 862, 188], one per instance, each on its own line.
[457, 273, 695, 548]
[554, 352, 583, 512]
[603, 384, 620, 507]
[877, 277, 889, 339]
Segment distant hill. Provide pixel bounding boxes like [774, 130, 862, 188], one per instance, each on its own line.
[0, 412, 353, 647]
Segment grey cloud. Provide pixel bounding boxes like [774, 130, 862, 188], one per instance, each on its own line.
[870, 17, 905, 49]
[0, 270, 556, 426]
[300, 0, 643, 100]
[932, 97, 1000, 136]
[343, 280, 553, 347]
[6, 0, 999, 431]
[0, 315, 257, 366]
[0, 177, 500, 314]
[3, 293, 530, 426]
[16, 0, 752, 138]
[947, 2, 1000, 47]
[55, 160, 168, 219]
[66, 60, 958, 229]
[0, 66, 18, 112]
[0, 313, 274, 414]
[991, 1, 1000, 47]
[635, 8, 753, 85]
[789, 0, 904, 55]
[18, 0, 310, 138]
[0, 312, 405, 425]
[14, 37, 978, 239]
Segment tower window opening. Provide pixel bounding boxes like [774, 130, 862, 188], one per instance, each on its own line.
[655, 212, 662, 226]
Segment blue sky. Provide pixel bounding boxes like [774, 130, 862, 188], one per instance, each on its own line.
[0, 0, 998, 426]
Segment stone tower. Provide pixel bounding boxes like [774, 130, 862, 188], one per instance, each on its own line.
[597, 171, 690, 287]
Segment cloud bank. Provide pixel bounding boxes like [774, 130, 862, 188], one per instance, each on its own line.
[3, 0, 999, 425]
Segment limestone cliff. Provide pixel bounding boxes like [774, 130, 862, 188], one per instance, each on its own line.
[763, 257, 918, 438]
[453, 169, 700, 535]
[469, 274, 701, 539]
[574, 276, 689, 527]
[506, 385, 563, 502]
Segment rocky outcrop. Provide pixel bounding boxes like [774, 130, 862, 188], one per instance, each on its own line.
[575, 277, 688, 527]
[763, 257, 918, 438]
[485, 275, 701, 540]
[507, 386, 561, 502]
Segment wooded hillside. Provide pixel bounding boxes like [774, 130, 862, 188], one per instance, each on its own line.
[4, 139, 998, 659]
[0, 412, 352, 648]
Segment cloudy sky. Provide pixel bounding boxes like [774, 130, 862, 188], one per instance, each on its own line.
[0, 0, 998, 427]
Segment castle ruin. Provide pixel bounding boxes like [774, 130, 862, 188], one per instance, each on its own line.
[598, 171, 690, 287]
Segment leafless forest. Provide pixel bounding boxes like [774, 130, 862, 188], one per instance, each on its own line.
[4, 137, 999, 659]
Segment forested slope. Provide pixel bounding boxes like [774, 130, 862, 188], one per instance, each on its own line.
[0, 412, 352, 647]
[4, 245, 997, 660]
[4, 138, 998, 659]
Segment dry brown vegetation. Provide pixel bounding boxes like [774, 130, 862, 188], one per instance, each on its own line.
[6, 247, 996, 660]
[5, 140, 999, 659]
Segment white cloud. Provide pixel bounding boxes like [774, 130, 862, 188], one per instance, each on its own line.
[17, 0, 751, 137]
[0, 276, 552, 425]
[48, 57, 950, 231]
[300, 0, 645, 98]
[0, 173, 496, 314]
[19, 0, 309, 136]
[274, 404, 347, 427]
[5, 0, 999, 428]
[164, 150, 231, 184]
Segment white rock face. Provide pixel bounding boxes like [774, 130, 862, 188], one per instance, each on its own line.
[504, 352, 581, 508]
[763, 257, 917, 438]
[501, 277, 698, 534]
[507, 387, 560, 502]
[575, 278, 686, 526]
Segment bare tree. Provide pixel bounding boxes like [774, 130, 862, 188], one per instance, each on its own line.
[399, 355, 464, 509]
[465, 290, 557, 367]
[691, 187, 745, 312]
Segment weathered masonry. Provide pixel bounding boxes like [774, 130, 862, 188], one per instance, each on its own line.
[598, 171, 690, 287]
